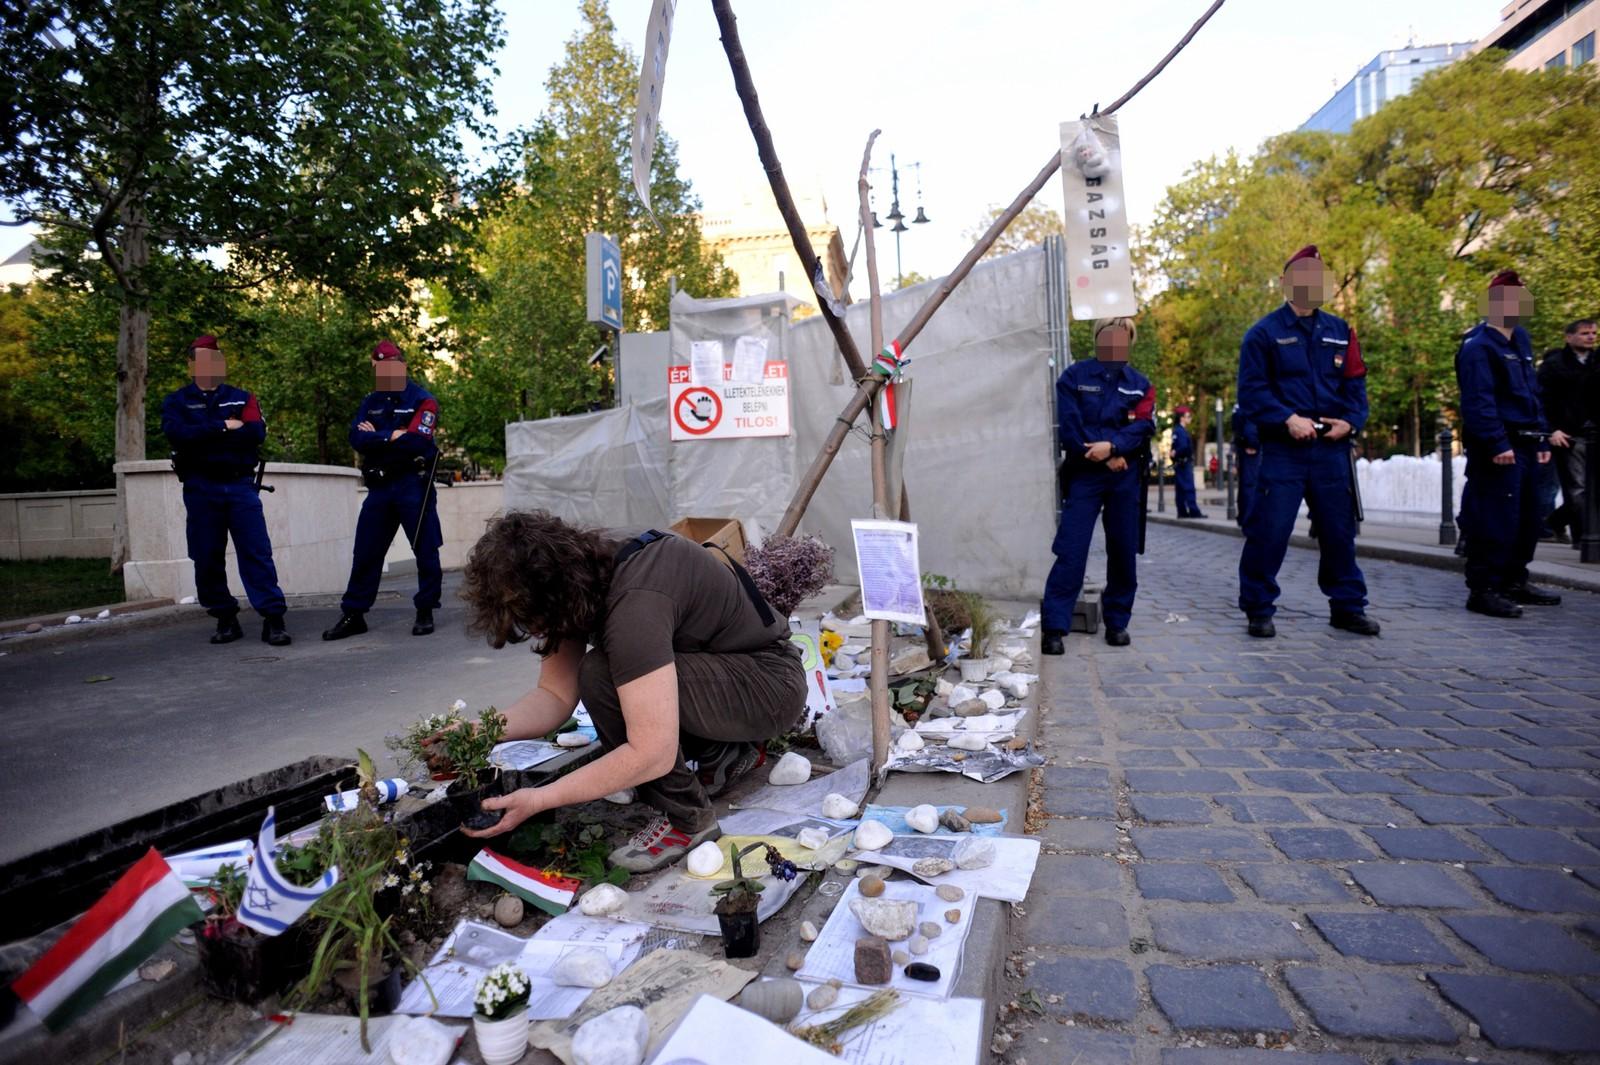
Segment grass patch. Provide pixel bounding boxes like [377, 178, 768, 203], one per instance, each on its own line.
[0, 557, 124, 621]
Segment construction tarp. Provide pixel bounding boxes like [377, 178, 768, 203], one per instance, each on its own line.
[503, 247, 1058, 597]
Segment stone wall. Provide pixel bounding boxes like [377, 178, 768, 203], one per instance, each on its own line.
[0, 490, 117, 560]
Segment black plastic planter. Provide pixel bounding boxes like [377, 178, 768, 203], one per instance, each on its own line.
[447, 773, 504, 832]
[197, 922, 315, 1004]
[715, 902, 760, 959]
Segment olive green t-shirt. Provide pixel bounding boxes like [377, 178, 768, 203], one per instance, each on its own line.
[602, 534, 788, 685]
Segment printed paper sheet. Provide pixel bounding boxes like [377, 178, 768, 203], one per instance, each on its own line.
[795, 878, 974, 999]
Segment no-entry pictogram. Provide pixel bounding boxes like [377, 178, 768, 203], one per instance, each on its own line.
[674, 387, 722, 436]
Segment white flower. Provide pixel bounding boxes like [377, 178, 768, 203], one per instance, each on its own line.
[382, 873, 400, 889]
[451, 699, 467, 713]
[420, 881, 433, 895]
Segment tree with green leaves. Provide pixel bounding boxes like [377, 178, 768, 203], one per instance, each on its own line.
[966, 200, 1063, 261]
[1, 0, 504, 566]
[435, 0, 736, 470]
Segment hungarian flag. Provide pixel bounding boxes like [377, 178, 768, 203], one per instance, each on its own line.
[467, 849, 582, 917]
[11, 848, 203, 1031]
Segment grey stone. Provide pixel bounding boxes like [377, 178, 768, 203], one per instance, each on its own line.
[1269, 827, 1375, 860]
[1470, 826, 1600, 866]
[1493, 798, 1600, 827]
[1131, 828, 1274, 861]
[1473, 866, 1600, 913]
[1130, 795, 1213, 823]
[1045, 789, 1117, 818]
[1021, 1028, 1135, 1065]
[1423, 749, 1513, 770]
[1146, 964, 1293, 1032]
[1134, 863, 1234, 902]
[1190, 749, 1267, 768]
[1349, 863, 1478, 908]
[1126, 769, 1240, 793]
[1148, 909, 1315, 960]
[1396, 796, 1508, 824]
[1238, 864, 1351, 903]
[1028, 896, 1128, 948]
[1310, 797, 1402, 824]
[1265, 749, 1344, 769]
[1352, 729, 1445, 749]
[1285, 968, 1456, 1043]
[1430, 971, 1600, 1052]
[1034, 854, 1122, 893]
[1405, 770, 1510, 796]
[1244, 770, 1330, 793]
[1045, 766, 1111, 789]
[1038, 818, 1119, 853]
[1496, 770, 1600, 798]
[1032, 956, 1136, 1022]
[1444, 914, 1600, 974]
[1326, 770, 1415, 795]
[1216, 796, 1309, 824]
[1307, 912, 1461, 965]
[1366, 828, 1485, 862]
[1501, 747, 1600, 769]
[1121, 748, 1185, 767]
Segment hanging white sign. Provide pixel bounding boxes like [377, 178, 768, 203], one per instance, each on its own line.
[631, 0, 677, 223]
[1059, 114, 1136, 320]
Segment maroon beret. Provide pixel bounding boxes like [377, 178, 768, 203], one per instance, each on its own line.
[373, 340, 404, 362]
[1174, 405, 1191, 416]
[1488, 270, 1523, 289]
[188, 335, 220, 353]
[1283, 245, 1321, 270]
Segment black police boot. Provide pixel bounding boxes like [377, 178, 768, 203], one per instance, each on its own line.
[1466, 591, 1522, 618]
[321, 611, 368, 641]
[1247, 617, 1276, 639]
[412, 608, 435, 636]
[1330, 613, 1381, 636]
[1041, 629, 1066, 656]
[1104, 627, 1130, 647]
[1505, 582, 1561, 606]
[261, 614, 291, 647]
[210, 612, 244, 645]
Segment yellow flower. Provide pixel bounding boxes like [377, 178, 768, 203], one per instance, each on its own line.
[820, 630, 843, 665]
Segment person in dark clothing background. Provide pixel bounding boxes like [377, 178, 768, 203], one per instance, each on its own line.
[1538, 319, 1597, 546]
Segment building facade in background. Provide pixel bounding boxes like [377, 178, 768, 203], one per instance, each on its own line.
[1475, 0, 1598, 70]
[1300, 42, 1477, 134]
[699, 193, 850, 315]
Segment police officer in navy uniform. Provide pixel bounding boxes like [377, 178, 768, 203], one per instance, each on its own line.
[322, 341, 443, 640]
[1041, 317, 1156, 653]
[1231, 401, 1260, 528]
[1454, 270, 1565, 617]
[1170, 406, 1206, 518]
[1236, 245, 1380, 639]
[160, 336, 290, 646]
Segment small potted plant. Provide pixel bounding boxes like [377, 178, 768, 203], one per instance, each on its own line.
[197, 836, 329, 1003]
[709, 842, 797, 959]
[441, 707, 508, 830]
[387, 700, 469, 780]
[958, 592, 996, 682]
[473, 961, 532, 1065]
[745, 534, 835, 618]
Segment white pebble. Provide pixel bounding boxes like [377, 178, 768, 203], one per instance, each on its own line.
[948, 733, 988, 751]
[578, 883, 627, 916]
[948, 684, 979, 705]
[686, 839, 725, 877]
[95, 609, 111, 620]
[904, 804, 939, 834]
[821, 792, 859, 820]
[556, 731, 592, 747]
[572, 1004, 649, 1065]
[64, 615, 83, 625]
[551, 947, 613, 988]
[853, 820, 893, 851]
[796, 826, 829, 850]
[896, 730, 925, 752]
[768, 750, 812, 785]
[800, 920, 819, 941]
[978, 689, 1007, 711]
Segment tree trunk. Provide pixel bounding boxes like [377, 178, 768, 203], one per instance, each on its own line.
[109, 200, 151, 576]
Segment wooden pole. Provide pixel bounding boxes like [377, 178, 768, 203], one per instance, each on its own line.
[859, 130, 894, 783]
[770, 0, 1229, 539]
[711, 0, 868, 382]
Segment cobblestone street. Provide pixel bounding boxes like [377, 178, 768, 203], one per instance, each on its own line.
[1005, 522, 1600, 1065]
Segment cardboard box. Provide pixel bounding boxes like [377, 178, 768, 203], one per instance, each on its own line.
[669, 516, 748, 565]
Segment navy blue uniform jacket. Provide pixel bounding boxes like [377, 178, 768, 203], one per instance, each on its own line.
[1056, 360, 1157, 460]
[1455, 322, 1548, 455]
[349, 381, 440, 475]
[1238, 304, 1368, 436]
[160, 382, 267, 479]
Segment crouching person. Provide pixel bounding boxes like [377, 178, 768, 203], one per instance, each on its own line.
[457, 511, 807, 872]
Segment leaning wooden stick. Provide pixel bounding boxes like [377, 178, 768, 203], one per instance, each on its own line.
[859, 128, 894, 782]
[711, 0, 868, 382]
[772, 0, 1228, 539]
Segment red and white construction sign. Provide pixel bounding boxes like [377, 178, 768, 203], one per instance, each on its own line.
[668, 362, 791, 441]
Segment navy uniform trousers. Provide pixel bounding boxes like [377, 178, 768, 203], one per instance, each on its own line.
[1461, 439, 1544, 593]
[340, 474, 443, 613]
[1043, 464, 1141, 633]
[1238, 438, 1366, 620]
[1235, 449, 1260, 528]
[184, 474, 286, 618]
[1173, 460, 1201, 516]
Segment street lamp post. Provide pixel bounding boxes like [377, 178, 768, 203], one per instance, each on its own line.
[871, 153, 930, 289]
[1438, 426, 1457, 547]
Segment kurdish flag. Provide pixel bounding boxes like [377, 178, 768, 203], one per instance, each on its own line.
[11, 848, 203, 1032]
[467, 849, 582, 917]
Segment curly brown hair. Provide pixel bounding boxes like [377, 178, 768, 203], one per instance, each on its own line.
[461, 510, 619, 653]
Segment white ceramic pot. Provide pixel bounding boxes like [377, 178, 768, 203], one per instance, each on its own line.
[474, 1008, 530, 1065]
[958, 657, 991, 683]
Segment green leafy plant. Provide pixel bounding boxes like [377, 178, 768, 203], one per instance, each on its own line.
[962, 592, 996, 659]
[200, 862, 248, 935]
[385, 702, 467, 776]
[503, 813, 628, 887]
[439, 707, 506, 790]
[709, 842, 768, 910]
[474, 961, 530, 1021]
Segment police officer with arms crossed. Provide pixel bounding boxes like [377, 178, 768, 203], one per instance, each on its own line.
[1454, 270, 1565, 617]
[323, 341, 444, 640]
[160, 335, 291, 646]
[1041, 317, 1156, 653]
[1237, 245, 1380, 639]
[1170, 406, 1206, 518]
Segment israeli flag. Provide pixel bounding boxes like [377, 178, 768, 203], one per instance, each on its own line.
[236, 806, 339, 937]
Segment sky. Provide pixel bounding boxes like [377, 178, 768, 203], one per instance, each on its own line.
[2, 0, 1496, 291]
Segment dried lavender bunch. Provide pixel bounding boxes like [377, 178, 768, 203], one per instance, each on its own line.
[745, 535, 835, 617]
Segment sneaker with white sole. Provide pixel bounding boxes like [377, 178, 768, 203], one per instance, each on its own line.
[609, 816, 721, 873]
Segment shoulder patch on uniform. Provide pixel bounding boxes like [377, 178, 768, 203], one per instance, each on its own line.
[419, 410, 436, 435]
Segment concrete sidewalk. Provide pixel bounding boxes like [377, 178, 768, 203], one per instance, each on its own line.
[1148, 500, 1600, 595]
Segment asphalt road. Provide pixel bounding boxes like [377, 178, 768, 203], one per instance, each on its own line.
[0, 573, 543, 864]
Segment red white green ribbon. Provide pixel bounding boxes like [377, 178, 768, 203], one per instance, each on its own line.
[874, 340, 907, 431]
